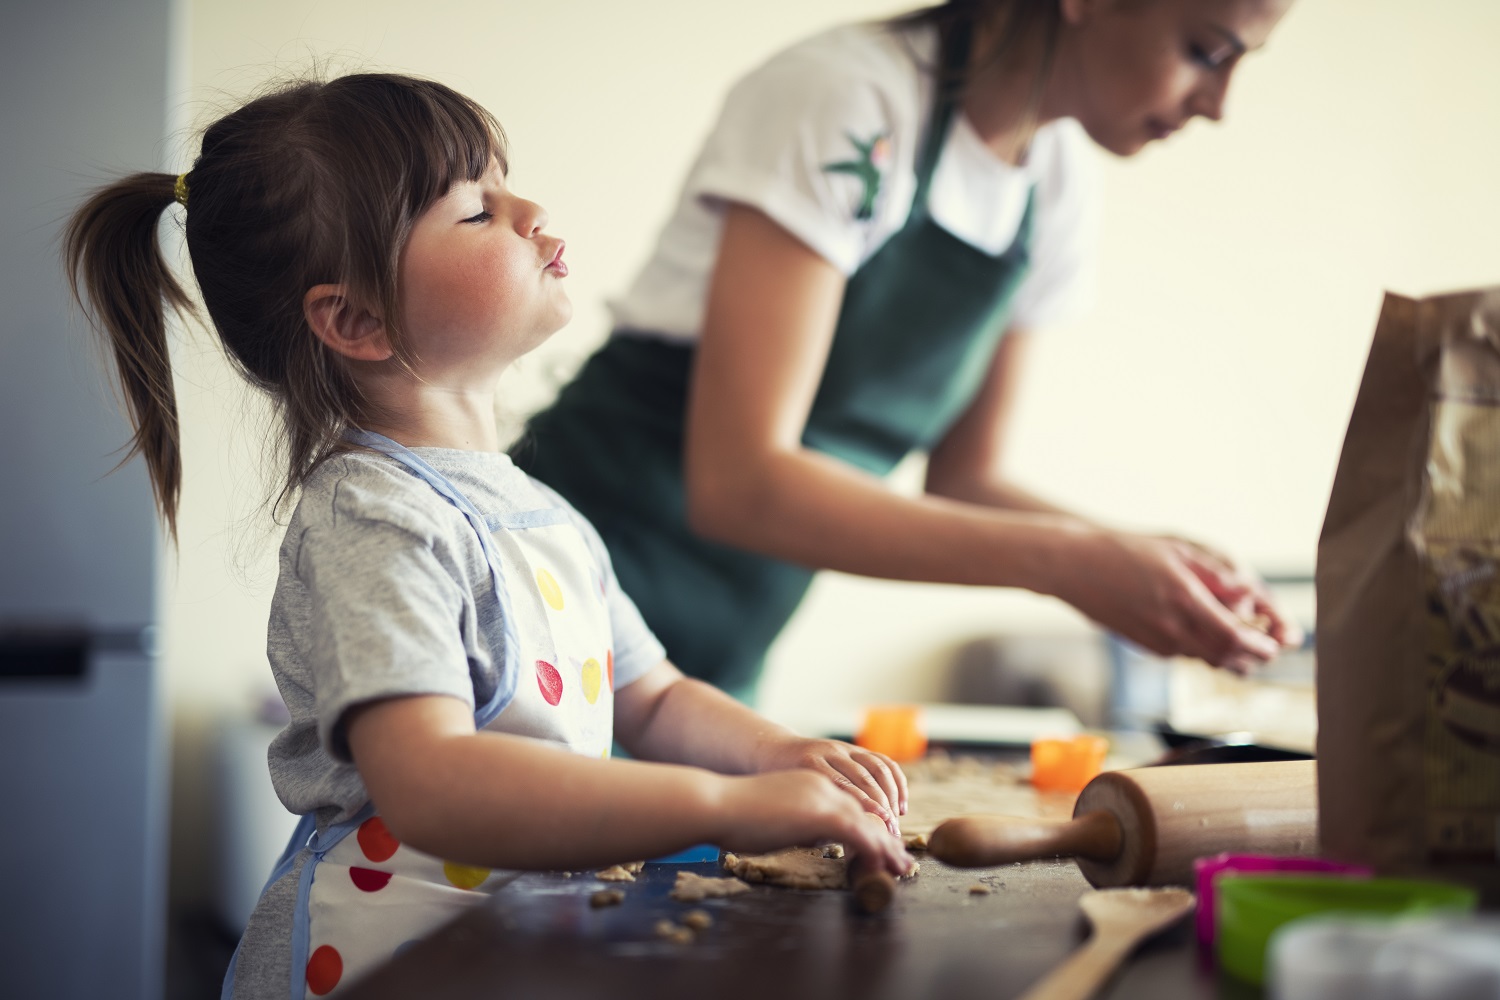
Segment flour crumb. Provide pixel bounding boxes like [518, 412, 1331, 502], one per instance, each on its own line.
[596, 865, 637, 882]
[655, 919, 694, 945]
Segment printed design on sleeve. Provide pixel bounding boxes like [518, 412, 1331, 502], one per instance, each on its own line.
[822, 131, 891, 221]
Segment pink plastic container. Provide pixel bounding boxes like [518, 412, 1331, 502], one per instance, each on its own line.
[1193, 853, 1372, 949]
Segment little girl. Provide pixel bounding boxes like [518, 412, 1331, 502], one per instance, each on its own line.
[64, 74, 912, 999]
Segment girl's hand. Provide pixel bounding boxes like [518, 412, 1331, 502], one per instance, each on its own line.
[1056, 528, 1286, 674]
[713, 770, 915, 877]
[754, 737, 908, 835]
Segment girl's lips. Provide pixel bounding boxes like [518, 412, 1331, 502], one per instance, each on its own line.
[545, 240, 568, 276]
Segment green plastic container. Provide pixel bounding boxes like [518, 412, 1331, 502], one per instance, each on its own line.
[1216, 875, 1479, 985]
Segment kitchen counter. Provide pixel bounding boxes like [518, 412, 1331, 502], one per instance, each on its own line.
[338, 847, 1263, 1000]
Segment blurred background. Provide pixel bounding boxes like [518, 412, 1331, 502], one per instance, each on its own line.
[5, 0, 1500, 996]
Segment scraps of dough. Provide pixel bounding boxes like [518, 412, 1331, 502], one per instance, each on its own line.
[715, 751, 1076, 893]
[595, 860, 646, 882]
[722, 845, 920, 890]
[670, 871, 752, 902]
[723, 846, 848, 890]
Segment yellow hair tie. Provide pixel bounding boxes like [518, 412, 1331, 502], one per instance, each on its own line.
[173, 173, 189, 208]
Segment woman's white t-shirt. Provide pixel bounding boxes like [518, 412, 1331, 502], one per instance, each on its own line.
[609, 20, 1101, 341]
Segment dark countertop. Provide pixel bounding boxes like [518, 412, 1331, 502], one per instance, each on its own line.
[339, 849, 1265, 1000]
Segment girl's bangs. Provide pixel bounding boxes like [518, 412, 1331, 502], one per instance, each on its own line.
[403, 83, 509, 213]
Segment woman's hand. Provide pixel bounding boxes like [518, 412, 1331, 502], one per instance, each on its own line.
[754, 736, 908, 835]
[1167, 537, 1305, 650]
[712, 770, 915, 877]
[1054, 528, 1290, 674]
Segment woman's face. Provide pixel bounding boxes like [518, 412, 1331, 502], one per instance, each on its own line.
[1055, 0, 1294, 156]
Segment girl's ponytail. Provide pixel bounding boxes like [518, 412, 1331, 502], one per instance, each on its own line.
[63, 172, 194, 539]
[62, 75, 506, 533]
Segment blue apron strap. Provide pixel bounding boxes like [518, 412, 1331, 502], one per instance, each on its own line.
[343, 428, 520, 727]
[229, 430, 526, 999]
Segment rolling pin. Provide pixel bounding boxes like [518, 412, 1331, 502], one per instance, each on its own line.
[847, 811, 901, 913]
[928, 760, 1317, 887]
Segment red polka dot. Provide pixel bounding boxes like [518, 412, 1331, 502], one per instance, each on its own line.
[349, 866, 392, 892]
[356, 816, 399, 863]
[306, 944, 342, 995]
[536, 659, 563, 706]
[606, 650, 614, 692]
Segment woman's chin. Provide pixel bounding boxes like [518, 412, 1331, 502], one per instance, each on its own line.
[1079, 121, 1150, 158]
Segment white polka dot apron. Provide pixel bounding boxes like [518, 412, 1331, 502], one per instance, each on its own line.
[222, 431, 619, 999]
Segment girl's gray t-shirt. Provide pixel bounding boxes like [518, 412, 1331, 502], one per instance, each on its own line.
[231, 446, 665, 1000]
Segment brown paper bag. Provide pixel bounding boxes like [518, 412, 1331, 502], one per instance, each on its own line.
[1318, 287, 1500, 902]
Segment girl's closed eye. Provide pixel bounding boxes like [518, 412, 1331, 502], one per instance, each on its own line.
[462, 210, 493, 224]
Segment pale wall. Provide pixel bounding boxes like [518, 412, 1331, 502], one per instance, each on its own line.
[163, 0, 1500, 903]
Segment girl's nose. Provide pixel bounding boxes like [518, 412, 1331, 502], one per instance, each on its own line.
[520, 200, 549, 236]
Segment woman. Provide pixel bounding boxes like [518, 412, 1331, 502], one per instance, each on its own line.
[516, 0, 1301, 701]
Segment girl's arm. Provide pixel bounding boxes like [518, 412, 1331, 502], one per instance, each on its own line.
[613, 660, 907, 832]
[346, 693, 914, 874]
[685, 205, 1284, 670]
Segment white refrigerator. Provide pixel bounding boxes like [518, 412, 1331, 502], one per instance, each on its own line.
[0, 1, 174, 997]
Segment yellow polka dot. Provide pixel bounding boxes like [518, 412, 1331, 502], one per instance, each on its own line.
[581, 658, 602, 704]
[443, 862, 490, 890]
[536, 568, 564, 610]
[600, 747, 610, 759]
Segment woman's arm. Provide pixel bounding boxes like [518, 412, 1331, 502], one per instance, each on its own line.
[686, 203, 1083, 590]
[347, 693, 913, 873]
[924, 327, 1076, 515]
[613, 660, 907, 831]
[927, 321, 1303, 653]
[685, 205, 1286, 669]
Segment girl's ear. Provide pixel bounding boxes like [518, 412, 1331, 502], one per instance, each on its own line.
[304, 284, 394, 361]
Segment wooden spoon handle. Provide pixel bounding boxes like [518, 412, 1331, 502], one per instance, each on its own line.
[927, 810, 1123, 868]
[1015, 937, 1134, 1000]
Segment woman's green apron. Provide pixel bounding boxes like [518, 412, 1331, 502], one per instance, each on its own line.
[515, 28, 1036, 700]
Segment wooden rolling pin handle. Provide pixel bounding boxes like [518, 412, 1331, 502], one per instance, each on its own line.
[849, 862, 897, 914]
[927, 810, 1124, 869]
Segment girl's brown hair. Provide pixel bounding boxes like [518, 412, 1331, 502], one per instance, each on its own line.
[63, 73, 508, 538]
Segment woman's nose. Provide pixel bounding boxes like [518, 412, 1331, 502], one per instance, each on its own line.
[1190, 72, 1231, 122]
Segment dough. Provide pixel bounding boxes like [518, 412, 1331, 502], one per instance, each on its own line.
[723, 847, 847, 890]
[707, 752, 1060, 897]
[654, 919, 694, 945]
[595, 864, 638, 882]
[967, 883, 991, 896]
[589, 889, 625, 908]
[670, 871, 751, 902]
[680, 909, 713, 931]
